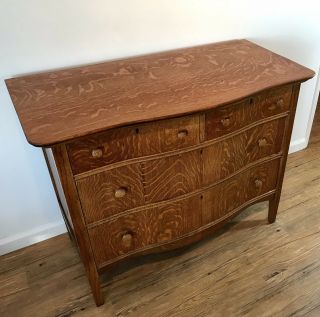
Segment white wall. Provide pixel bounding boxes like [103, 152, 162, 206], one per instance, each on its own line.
[1, 0, 319, 255]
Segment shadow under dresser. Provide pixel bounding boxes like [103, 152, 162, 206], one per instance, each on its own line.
[5, 39, 314, 306]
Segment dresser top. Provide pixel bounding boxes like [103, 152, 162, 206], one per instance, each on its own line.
[6, 39, 314, 147]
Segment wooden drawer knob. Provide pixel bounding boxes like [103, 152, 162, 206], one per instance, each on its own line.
[122, 232, 133, 248]
[277, 98, 284, 107]
[254, 179, 263, 189]
[177, 129, 188, 139]
[91, 148, 103, 158]
[114, 187, 127, 198]
[258, 138, 267, 147]
[221, 117, 230, 127]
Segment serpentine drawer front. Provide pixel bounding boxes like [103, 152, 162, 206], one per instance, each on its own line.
[6, 40, 314, 306]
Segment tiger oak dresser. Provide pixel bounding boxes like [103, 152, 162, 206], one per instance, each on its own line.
[6, 40, 314, 306]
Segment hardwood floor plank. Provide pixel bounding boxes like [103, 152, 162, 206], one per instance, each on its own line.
[0, 234, 72, 274]
[0, 269, 28, 298]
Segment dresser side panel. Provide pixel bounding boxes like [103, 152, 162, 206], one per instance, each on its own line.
[43, 148, 73, 233]
[268, 83, 302, 222]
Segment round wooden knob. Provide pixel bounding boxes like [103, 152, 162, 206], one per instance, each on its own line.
[122, 232, 133, 248]
[221, 117, 230, 127]
[114, 187, 127, 198]
[254, 179, 263, 189]
[277, 98, 284, 107]
[258, 138, 267, 147]
[177, 129, 188, 139]
[91, 148, 103, 158]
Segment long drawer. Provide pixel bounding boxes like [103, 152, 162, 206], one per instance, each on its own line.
[88, 159, 280, 266]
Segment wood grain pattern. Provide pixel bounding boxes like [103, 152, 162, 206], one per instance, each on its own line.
[204, 85, 292, 140]
[76, 150, 201, 223]
[68, 124, 148, 175]
[86, 158, 279, 268]
[5, 40, 314, 146]
[67, 115, 199, 174]
[203, 118, 285, 185]
[159, 115, 200, 152]
[202, 159, 279, 224]
[142, 150, 201, 204]
[72, 113, 288, 181]
[76, 163, 145, 224]
[88, 195, 202, 267]
[75, 116, 281, 225]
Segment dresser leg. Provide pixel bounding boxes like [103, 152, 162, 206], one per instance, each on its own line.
[268, 195, 280, 224]
[89, 272, 104, 306]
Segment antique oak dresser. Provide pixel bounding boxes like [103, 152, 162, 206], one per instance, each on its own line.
[6, 40, 314, 306]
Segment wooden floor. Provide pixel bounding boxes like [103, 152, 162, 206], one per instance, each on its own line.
[1, 108, 320, 317]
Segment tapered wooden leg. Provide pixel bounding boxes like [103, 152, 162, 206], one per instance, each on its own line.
[268, 195, 280, 224]
[88, 269, 104, 306]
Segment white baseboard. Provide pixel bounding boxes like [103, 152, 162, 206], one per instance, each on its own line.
[0, 221, 67, 256]
[289, 137, 308, 154]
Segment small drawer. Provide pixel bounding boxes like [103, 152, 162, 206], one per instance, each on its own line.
[205, 85, 292, 140]
[202, 159, 280, 224]
[76, 164, 145, 224]
[203, 118, 285, 185]
[67, 115, 200, 174]
[88, 195, 202, 266]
